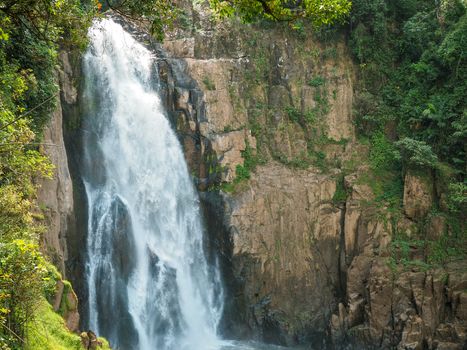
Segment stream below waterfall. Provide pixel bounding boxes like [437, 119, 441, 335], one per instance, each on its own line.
[80, 17, 299, 350]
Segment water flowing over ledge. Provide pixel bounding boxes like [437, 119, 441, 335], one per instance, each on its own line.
[81, 18, 223, 350]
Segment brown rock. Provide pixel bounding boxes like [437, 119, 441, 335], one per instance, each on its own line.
[52, 280, 65, 312]
[399, 316, 424, 350]
[228, 163, 341, 338]
[37, 94, 74, 274]
[368, 260, 393, 334]
[427, 215, 447, 240]
[403, 171, 434, 221]
[456, 292, 467, 320]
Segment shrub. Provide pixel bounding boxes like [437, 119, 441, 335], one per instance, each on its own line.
[307, 76, 326, 87]
[369, 132, 399, 172]
[0, 240, 49, 346]
[395, 137, 438, 168]
[285, 106, 301, 123]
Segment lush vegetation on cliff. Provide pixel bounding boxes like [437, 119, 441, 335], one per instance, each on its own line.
[0, 0, 96, 348]
[351, 0, 466, 181]
[207, 0, 351, 27]
[349, 0, 466, 263]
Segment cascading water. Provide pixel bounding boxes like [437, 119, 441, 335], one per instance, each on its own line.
[81, 18, 224, 350]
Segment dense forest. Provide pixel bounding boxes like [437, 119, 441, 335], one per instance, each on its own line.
[0, 0, 465, 349]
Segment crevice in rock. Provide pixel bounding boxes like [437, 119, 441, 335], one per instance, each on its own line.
[337, 199, 348, 302]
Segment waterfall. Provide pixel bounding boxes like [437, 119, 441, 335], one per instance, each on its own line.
[81, 18, 224, 350]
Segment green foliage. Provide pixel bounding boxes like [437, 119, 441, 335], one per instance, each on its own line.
[351, 0, 466, 266]
[357, 168, 403, 211]
[202, 77, 216, 91]
[0, 240, 49, 347]
[304, 110, 317, 124]
[103, 0, 179, 41]
[284, 106, 301, 123]
[0, 1, 96, 347]
[0, 0, 96, 133]
[25, 298, 82, 350]
[206, 0, 352, 27]
[389, 224, 467, 271]
[351, 0, 466, 177]
[395, 137, 438, 169]
[426, 233, 467, 266]
[235, 164, 250, 181]
[447, 181, 467, 213]
[221, 141, 264, 192]
[25, 298, 111, 350]
[307, 75, 326, 87]
[332, 175, 349, 204]
[368, 132, 400, 173]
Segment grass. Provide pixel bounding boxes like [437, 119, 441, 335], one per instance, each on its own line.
[26, 298, 111, 350]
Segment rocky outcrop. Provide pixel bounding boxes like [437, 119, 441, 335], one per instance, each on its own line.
[52, 279, 80, 332]
[162, 2, 354, 183]
[80, 331, 103, 349]
[403, 171, 434, 221]
[335, 256, 467, 349]
[160, 1, 357, 344]
[328, 166, 466, 349]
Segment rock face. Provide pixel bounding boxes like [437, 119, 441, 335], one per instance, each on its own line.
[225, 164, 342, 344]
[403, 171, 434, 221]
[37, 93, 74, 274]
[158, 2, 467, 349]
[339, 258, 467, 349]
[52, 279, 80, 332]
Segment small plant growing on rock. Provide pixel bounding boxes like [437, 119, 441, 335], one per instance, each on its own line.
[307, 75, 326, 87]
[202, 77, 216, 91]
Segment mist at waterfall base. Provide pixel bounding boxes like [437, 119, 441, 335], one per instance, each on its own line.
[80, 18, 293, 350]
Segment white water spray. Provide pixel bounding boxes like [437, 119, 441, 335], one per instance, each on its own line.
[82, 18, 223, 350]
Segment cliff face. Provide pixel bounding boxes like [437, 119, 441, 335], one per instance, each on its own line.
[37, 92, 74, 275]
[37, 49, 83, 279]
[39, 6, 467, 349]
[159, 3, 467, 349]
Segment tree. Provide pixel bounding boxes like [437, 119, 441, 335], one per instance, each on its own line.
[395, 137, 438, 169]
[102, 0, 179, 41]
[206, 0, 352, 26]
[0, 1, 91, 347]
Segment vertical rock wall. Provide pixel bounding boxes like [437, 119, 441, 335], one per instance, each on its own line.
[159, 3, 467, 349]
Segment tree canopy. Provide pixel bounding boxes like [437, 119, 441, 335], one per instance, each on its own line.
[206, 0, 352, 26]
[104, 0, 352, 40]
[101, 0, 179, 40]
